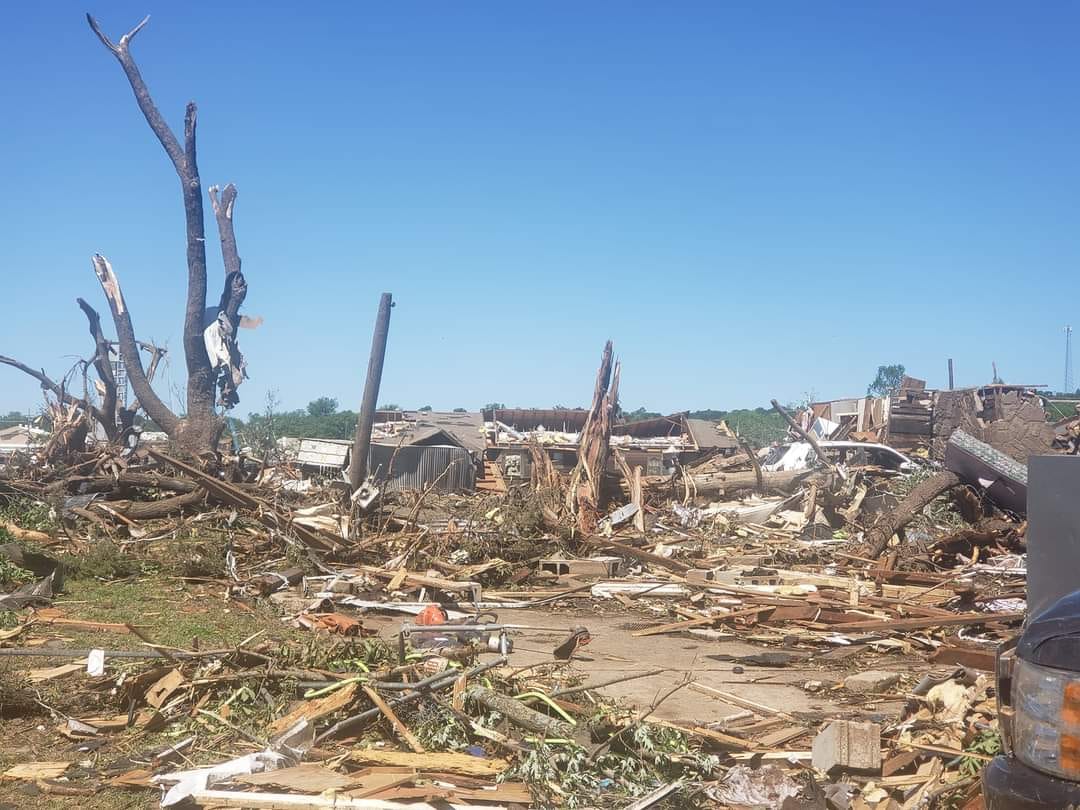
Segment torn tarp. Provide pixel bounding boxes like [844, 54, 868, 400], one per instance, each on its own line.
[0, 544, 61, 610]
[203, 309, 247, 410]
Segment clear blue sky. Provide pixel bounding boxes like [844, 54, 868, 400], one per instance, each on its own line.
[3, 2, 1078, 418]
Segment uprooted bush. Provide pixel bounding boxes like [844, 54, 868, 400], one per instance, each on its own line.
[60, 540, 142, 581]
[0, 665, 40, 718]
[0, 495, 56, 533]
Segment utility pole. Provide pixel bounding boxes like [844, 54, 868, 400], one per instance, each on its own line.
[350, 293, 393, 492]
[1066, 325, 1074, 394]
[947, 358, 954, 391]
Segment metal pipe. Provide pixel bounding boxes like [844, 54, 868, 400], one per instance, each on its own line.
[0, 647, 202, 659]
[349, 292, 393, 492]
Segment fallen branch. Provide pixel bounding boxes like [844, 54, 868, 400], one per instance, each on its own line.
[866, 471, 962, 558]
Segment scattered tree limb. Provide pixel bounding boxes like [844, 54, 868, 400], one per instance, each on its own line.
[0, 356, 94, 419]
[866, 471, 962, 559]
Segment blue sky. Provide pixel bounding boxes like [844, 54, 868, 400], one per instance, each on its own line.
[3, 2, 1078, 418]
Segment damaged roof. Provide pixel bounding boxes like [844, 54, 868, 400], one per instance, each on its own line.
[685, 418, 739, 450]
[408, 411, 485, 454]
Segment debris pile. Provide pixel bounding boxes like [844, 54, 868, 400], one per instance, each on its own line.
[0, 347, 1071, 808]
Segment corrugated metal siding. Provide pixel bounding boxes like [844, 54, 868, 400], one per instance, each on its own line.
[369, 444, 475, 493]
[297, 438, 351, 468]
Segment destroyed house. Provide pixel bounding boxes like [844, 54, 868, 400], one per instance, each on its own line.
[288, 412, 481, 493]
[0, 424, 48, 461]
[804, 378, 1054, 463]
[484, 408, 736, 481]
[806, 396, 889, 443]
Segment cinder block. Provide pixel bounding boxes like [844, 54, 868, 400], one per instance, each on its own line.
[538, 556, 622, 579]
[812, 720, 881, 775]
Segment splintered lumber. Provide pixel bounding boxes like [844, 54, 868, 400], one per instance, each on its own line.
[566, 341, 620, 534]
[828, 611, 1024, 633]
[689, 682, 798, 723]
[269, 681, 359, 736]
[632, 606, 775, 637]
[2, 762, 71, 781]
[362, 685, 424, 753]
[147, 449, 341, 551]
[464, 685, 575, 738]
[0, 521, 52, 544]
[686, 468, 820, 496]
[236, 764, 358, 793]
[867, 471, 962, 558]
[188, 791, 506, 809]
[33, 612, 136, 634]
[650, 719, 758, 751]
[348, 750, 509, 778]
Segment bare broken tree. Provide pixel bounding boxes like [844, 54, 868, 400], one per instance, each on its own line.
[566, 341, 621, 535]
[1, 15, 250, 457]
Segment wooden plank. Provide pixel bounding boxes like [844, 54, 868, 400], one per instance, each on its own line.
[828, 612, 1023, 633]
[928, 644, 997, 671]
[361, 685, 424, 753]
[269, 681, 359, 736]
[2, 762, 71, 781]
[689, 683, 798, 722]
[756, 725, 810, 748]
[632, 606, 774, 637]
[347, 750, 509, 778]
[650, 719, 756, 751]
[237, 764, 357, 792]
[189, 790, 505, 809]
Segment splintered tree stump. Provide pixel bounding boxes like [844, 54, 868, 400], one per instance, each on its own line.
[566, 341, 620, 534]
[866, 471, 962, 559]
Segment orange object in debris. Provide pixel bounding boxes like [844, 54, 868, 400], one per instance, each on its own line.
[297, 612, 368, 636]
[415, 605, 448, 626]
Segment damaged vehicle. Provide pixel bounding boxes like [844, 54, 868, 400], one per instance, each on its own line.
[983, 455, 1080, 809]
[761, 440, 919, 473]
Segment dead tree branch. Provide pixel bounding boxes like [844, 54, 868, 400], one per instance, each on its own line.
[209, 183, 246, 325]
[76, 298, 119, 440]
[0, 355, 101, 425]
[90, 254, 179, 436]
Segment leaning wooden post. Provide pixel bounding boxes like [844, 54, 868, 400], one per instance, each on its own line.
[770, 399, 837, 474]
[350, 293, 393, 492]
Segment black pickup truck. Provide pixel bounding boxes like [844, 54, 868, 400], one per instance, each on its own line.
[982, 455, 1080, 809]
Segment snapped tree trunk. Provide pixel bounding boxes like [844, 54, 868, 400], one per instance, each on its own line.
[672, 468, 820, 497]
[566, 341, 620, 535]
[866, 471, 962, 558]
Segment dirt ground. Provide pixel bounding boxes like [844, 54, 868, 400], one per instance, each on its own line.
[0, 574, 924, 808]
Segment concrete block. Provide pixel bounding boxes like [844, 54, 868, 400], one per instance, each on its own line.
[538, 556, 622, 579]
[843, 670, 901, 694]
[812, 720, 881, 775]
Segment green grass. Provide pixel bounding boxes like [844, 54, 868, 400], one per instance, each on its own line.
[49, 577, 291, 651]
